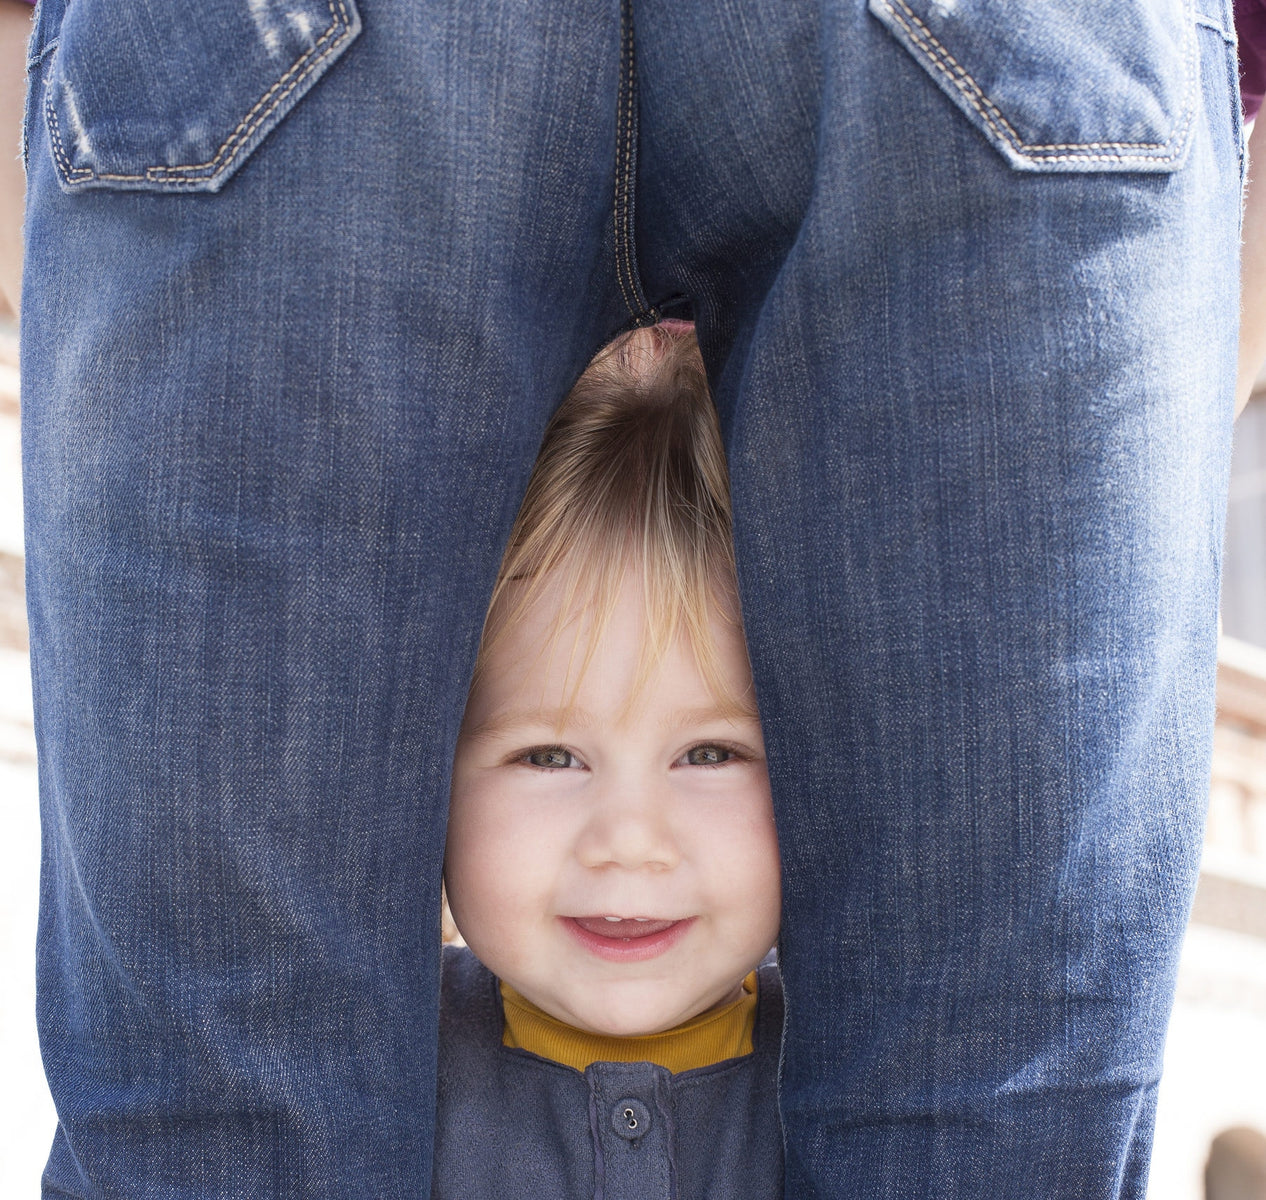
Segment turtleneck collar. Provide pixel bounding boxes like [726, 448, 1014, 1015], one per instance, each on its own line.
[500, 972, 759, 1074]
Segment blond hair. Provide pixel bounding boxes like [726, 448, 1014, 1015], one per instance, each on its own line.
[472, 324, 749, 715]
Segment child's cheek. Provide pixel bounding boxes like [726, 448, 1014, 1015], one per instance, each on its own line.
[453, 786, 550, 906]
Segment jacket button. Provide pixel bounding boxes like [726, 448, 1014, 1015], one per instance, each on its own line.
[612, 1098, 651, 1140]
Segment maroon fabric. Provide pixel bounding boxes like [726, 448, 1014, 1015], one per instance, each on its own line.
[1240, 0, 1266, 120]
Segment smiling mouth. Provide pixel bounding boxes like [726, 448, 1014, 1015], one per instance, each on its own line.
[571, 916, 679, 940]
[562, 915, 696, 962]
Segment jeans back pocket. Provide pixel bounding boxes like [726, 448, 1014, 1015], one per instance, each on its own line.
[40, 0, 361, 193]
[869, 0, 1197, 172]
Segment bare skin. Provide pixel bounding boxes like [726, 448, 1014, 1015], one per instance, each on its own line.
[1239, 117, 1266, 416]
[0, 0, 30, 321]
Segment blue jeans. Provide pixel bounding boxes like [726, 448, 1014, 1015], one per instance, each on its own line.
[21, 0, 1242, 1195]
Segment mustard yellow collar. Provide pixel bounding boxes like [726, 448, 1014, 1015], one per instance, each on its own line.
[500, 972, 759, 1074]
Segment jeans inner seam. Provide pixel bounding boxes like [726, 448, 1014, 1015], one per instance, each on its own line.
[613, 0, 656, 324]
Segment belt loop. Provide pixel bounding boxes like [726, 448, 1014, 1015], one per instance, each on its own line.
[1192, 0, 1235, 39]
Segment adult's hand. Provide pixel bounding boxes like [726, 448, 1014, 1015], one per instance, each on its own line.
[0, 0, 32, 321]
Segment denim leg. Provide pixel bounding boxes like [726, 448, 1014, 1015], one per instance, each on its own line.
[22, 2, 634, 1194]
[24, 0, 1244, 1195]
[638, 0, 1242, 1194]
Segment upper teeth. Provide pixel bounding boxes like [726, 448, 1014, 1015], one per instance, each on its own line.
[603, 916, 651, 922]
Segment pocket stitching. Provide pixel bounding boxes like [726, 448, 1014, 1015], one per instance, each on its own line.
[46, 0, 355, 189]
[876, 0, 1197, 165]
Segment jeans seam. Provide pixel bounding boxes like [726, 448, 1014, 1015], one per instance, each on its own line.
[1195, 15, 1235, 43]
[875, 0, 1198, 164]
[46, 0, 354, 188]
[613, 0, 657, 325]
[26, 34, 58, 71]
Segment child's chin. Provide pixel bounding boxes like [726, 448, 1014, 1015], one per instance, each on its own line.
[574, 997, 693, 1039]
[591, 1017, 663, 1037]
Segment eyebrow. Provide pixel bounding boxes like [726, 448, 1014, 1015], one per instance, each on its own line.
[464, 701, 759, 742]
[464, 707, 597, 741]
[665, 703, 760, 729]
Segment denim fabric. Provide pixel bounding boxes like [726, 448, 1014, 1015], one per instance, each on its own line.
[431, 946, 783, 1200]
[21, 0, 1242, 1197]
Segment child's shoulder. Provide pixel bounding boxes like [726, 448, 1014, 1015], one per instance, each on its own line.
[751, 950, 782, 1054]
[440, 941, 488, 991]
[438, 943, 502, 1047]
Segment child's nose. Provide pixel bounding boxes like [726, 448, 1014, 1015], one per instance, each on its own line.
[574, 779, 681, 872]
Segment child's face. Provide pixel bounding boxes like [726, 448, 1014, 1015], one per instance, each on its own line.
[445, 567, 781, 1038]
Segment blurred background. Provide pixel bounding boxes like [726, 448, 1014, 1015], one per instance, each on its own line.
[1151, 381, 1266, 1200]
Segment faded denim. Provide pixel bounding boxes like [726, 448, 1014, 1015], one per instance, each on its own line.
[21, 0, 1243, 1196]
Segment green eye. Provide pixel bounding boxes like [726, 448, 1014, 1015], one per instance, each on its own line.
[526, 747, 574, 769]
[685, 744, 730, 766]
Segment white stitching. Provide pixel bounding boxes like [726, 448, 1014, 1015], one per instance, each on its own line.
[45, 97, 91, 182]
[48, 0, 353, 189]
[151, 0, 350, 178]
[888, 0, 1186, 153]
[877, 0, 1196, 165]
[613, 0, 639, 317]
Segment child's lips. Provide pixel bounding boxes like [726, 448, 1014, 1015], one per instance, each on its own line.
[571, 916, 679, 939]
[562, 916, 696, 962]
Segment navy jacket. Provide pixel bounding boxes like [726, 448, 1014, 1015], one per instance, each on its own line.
[433, 945, 784, 1199]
